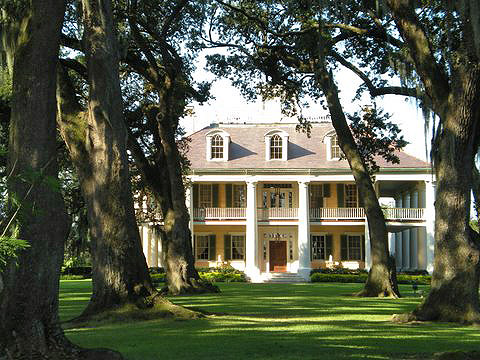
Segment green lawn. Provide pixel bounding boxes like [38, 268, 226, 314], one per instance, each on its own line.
[60, 281, 479, 360]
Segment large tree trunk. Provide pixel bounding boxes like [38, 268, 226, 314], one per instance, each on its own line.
[156, 112, 219, 295]
[387, 0, 480, 323]
[397, 69, 480, 323]
[55, 0, 198, 320]
[316, 65, 400, 298]
[127, 107, 218, 295]
[0, 1, 121, 358]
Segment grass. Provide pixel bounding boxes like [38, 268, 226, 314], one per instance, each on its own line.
[60, 280, 479, 360]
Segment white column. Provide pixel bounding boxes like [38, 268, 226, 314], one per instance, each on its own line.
[410, 190, 419, 269]
[297, 181, 311, 280]
[152, 231, 158, 267]
[364, 217, 371, 270]
[142, 225, 151, 267]
[425, 180, 436, 273]
[395, 196, 403, 269]
[402, 193, 411, 269]
[388, 232, 395, 255]
[246, 180, 259, 281]
[185, 183, 194, 247]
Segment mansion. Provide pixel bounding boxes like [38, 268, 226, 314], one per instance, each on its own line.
[138, 121, 435, 282]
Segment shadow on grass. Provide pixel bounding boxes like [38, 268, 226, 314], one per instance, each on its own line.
[60, 281, 479, 360]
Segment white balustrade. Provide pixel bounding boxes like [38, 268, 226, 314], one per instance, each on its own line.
[309, 207, 425, 221]
[193, 207, 246, 220]
[257, 207, 298, 220]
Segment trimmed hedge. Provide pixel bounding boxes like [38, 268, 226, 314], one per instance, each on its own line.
[150, 270, 246, 284]
[310, 272, 431, 285]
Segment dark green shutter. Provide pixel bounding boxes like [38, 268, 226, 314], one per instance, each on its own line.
[337, 184, 345, 207]
[224, 234, 231, 260]
[242, 185, 247, 207]
[326, 234, 333, 260]
[318, 197, 324, 208]
[193, 184, 199, 208]
[341, 234, 348, 260]
[212, 184, 219, 207]
[226, 184, 233, 208]
[309, 235, 313, 261]
[323, 183, 331, 197]
[209, 235, 216, 261]
[361, 235, 365, 261]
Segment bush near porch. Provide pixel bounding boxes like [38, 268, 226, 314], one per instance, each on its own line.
[309, 269, 431, 285]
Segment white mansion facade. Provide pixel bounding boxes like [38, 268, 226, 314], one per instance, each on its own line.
[138, 121, 435, 282]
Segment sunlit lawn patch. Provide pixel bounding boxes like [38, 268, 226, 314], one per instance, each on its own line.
[60, 281, 478, 360]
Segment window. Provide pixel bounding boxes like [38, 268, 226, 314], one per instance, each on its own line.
[233, 185, 246, 207]
[310, 185, 323, 208]
[199, 184, 212, 208]
[311, 234, 332, 260]
[270, 134, 282, 159]
[331, 135, 341, 159]
[211, 134, 223, 159]
[345, 184, 358, 208]
[196, 235, 210, 260]
[231, 235, 245, 260]
[341, 234, 364, 261]
[224, 234, 245, 260]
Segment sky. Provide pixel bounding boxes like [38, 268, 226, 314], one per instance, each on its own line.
[181, 54, 431, 162]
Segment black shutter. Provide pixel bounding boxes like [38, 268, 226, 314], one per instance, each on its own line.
[326, 234, 333, 260]
[309, 235, 313, 261]
[224, 234, 231, 260]
[209, 235, 216, 261]
[212, 184, 219, 207]
[341, 234, 348, 260]
[358, 187, 364, 208]
[226, 184, 233, 208]
[193, 184, 199, 208]
[323, 183, 331, 198]
[337, 184, 345, 207]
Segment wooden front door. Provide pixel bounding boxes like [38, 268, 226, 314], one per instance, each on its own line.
[269, 241, 287, 272]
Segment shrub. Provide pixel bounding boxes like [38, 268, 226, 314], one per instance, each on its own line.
[150, 273, 166, 285]
[148, 267, 165, 274]
[199, 271, 246, 283]
[310, 272, 431, 285]
[60, 274, 86, 280]
[61, 266, 92, 277]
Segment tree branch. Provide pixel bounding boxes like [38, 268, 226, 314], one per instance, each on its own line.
[386, 0, 450, 112]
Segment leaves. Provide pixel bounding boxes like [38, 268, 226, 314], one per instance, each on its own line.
[0, 236, 30, 269]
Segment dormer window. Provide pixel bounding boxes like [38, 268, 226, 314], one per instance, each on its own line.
[270, 134, 282, 159]
[211, 134, 223, 159]
[331, 135, 341, 159]
[324, 130, 343, 161]
[206, 129, 230, 161]
[264, 129, 289, 161]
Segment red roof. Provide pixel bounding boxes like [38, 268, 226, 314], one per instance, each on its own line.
[186, 123, 430, 171]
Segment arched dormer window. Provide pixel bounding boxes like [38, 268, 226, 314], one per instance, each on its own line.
[264, 129, 289, 161]
[324, 129, 343, 161]
[270, 134, 282, 159]
[211, 134, 224, 159]
[205, 129, 230, 161]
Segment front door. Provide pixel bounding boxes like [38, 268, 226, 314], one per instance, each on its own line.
[269, 241, 287, 272]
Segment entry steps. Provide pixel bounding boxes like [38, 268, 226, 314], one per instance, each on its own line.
[261, 272, 307, 283]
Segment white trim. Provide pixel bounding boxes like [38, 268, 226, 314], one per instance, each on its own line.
[205, 129, 230, 162]
[264, 129, 289, 161]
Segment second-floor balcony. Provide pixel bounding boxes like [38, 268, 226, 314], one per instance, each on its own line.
[192, 207, 425, 221]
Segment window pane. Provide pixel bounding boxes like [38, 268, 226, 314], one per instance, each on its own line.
[310, 185, 323, 208]
[348, 235, 361, 260]
[233, 185, 246, 207]
[311, 235, 326, 260]
[331, 135, 341, 159]
[196, 235, 209, 260]
[211, 135, 223, 159]
[345, 184, 358, 208]
[231, 235, 245, 260]
[270, 134, 282, 159]
[199, 185, 212, 208]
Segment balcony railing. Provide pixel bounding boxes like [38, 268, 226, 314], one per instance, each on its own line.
[192, 207, 425, 222]
[257, 207, 298, 220]
[310, 207, 425, 221]
[193, 207, 246, 220]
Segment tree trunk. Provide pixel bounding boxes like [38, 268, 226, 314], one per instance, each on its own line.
[127, 108, 218, 295]
[0, 1, 121, 358]
[316, 65, 400, 298]
[156, 113, 219, 295]
[396, 68, 480, 323]
[55, 0, 198, 320]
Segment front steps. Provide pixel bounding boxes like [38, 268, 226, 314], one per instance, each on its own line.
[260, 272, 307, 283]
